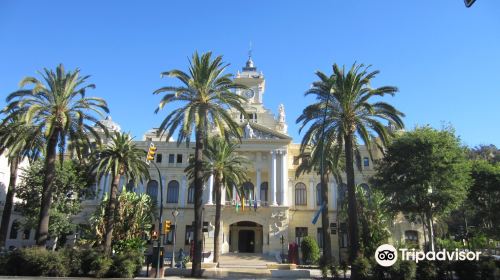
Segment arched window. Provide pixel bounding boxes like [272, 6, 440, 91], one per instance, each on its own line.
[316, 183, 322, 206]
[9, 220, 19, 239]
[167, 180, 179, 203]
[146, 180, 159, 202]
[126, 180, 134, 192]
[260, 182, 268, 205]
[295, 183, 307, 206]
[242, 182, 254, 203]
[187, 183, 194, 204]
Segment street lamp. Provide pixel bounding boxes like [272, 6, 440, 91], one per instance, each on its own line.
[171, 209, 179, 268]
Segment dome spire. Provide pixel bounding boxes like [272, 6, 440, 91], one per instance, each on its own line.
[243, 42, 257, 71]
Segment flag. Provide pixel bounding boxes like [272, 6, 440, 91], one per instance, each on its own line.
[312, 202, 327, 225]
[242, 194, 245, 212]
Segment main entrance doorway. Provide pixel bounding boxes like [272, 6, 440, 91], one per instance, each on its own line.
[229, 221, 263, 253]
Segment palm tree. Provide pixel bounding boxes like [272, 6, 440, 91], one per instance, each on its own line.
[0, 112, 44, 247]
[153, 51, 246, 277]
[295, 137, 344, 264]
[297, 64, 404, 270]
[91, 132, 150, 255]
[4, 64, 109, 247]
[202, 137, 248, 263]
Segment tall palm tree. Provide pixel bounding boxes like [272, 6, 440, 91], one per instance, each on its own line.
[295, 137, 344, 264]
[0, 112, 44, 247]
[4, 64, 109, 246]
[91, 132, 150, 255]
[153, 51, 246, 277]
[201, 137, 248, 263]
[297, 64, 404, 270]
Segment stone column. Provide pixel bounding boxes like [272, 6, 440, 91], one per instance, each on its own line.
[280, 150, 288, 206]
[179, 176, 187, 207]
[207, 174, 214, 205]
[308, 179, 315, 209]
[270, 150, 277, 206]
[256, 168, 262, 206]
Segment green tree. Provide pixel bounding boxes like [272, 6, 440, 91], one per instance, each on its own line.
[356, 186, 391, 257]
[300, 236, 320, 264]
[297, 64, 404, 270]
[90, 132, 150, 255]
[153, 51, 246, 277]
[466, 160, 500, 239]
[88, 189, 153, 247]
[4, 64, 109, 246]
[372, 126, 470, 251]
[15, 159, 92, 249]
[0, 113, 43, 247]
[199, 137, 248, 263]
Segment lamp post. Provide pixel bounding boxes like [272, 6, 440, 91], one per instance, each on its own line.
[171, 209, 179, 268]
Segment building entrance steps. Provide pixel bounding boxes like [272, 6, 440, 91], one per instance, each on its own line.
[217, 252, 278, 269]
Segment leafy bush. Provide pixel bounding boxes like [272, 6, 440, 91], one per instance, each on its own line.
[80, 248, 102, 276]
[416, 260, 437, 280]
[351, 257, 371, 280]
[91, 255, 113, 278]
[300, 236, 320, 264]
[454, 260, 479, 280]
[389, 260, 416, 280]
[319, 256, 329, 279]
[109, 248, 144, 278]
[61, 247, 83, 276]
[479, 258, 498, 280]
[4, 248, 68, 276]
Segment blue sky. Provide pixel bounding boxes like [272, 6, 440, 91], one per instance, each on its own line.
[1, 0, 499, 147]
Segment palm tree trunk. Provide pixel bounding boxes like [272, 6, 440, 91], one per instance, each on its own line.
[320, 172, 332, 263]
[0, 157, 19, 247]
[36, 130, 59, 247]
[192, 125, 205, 277]
[103, 174, 120, 255]
[344, 133, 360, 263]
[213, 173, 222, 264]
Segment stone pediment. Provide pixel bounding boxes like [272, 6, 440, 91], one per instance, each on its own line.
[242, 122, 291, 140]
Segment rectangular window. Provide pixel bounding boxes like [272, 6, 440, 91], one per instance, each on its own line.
[168, 154, 175, 163]
[293, 156, 300, 165]
[156, 153, 162, 163]
[177, 154, 182, 163]
[295, 227, 308, 245]
[363, 157, 370, 167]
[185, 225, 194, 245]
[164, 225, 175, 245]
[317, 228, 323, 249]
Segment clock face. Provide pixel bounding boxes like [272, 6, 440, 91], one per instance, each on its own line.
[244, 89, 255, 99]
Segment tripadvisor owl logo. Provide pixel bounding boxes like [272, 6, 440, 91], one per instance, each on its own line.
[375, 244, 398, 267]
[374, 243, 483, 267]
